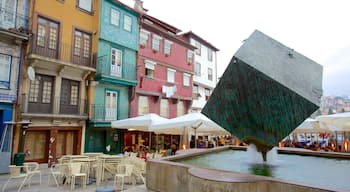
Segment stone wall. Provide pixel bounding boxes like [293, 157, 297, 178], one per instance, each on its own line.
[146, 147, 340, 192]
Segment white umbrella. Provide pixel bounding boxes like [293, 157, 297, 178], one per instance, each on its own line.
[292, 118, 330, 133]
[151, 113, 230, 148]
[151, 112, 230, 135]
[111, 113, 168, 132]
[111, 113, 168, 149]
[317, 112, 350, 131]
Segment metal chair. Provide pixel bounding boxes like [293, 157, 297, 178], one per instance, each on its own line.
[23, 162, 41, 185]
[2, 165, 31, 192]
[69, 162, 87, 190]
[114, 164, 135, 190]
[48, 163, 66, 188]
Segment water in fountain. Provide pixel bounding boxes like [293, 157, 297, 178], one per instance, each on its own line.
[247, 144, 278, 164]
[246, 144, 279, 176]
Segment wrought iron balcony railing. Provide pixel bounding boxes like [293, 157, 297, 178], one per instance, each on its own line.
[0, 7, 30, 34]
[28, 34, 96, 68]
[22, 93, 88, 116]
[89, 104, 117, 122]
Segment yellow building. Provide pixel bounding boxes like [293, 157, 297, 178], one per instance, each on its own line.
[17, 0, 99, 165]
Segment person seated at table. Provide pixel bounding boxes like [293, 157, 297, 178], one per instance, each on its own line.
[170, 142, 177, 155]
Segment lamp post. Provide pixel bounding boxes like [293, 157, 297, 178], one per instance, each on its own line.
[18, 121, 31, 153]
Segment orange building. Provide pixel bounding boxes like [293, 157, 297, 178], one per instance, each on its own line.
[17, 0, 98, 165]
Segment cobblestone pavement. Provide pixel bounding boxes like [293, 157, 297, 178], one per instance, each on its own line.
[0, 164, 148, 192]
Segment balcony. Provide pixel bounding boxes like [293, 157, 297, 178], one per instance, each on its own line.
[0, 7, 30, 39]
[22, 94, 88, 119]
[28, 34, 96, 68]
[89, 104, 117, 122]
[95, 55, 137, 86]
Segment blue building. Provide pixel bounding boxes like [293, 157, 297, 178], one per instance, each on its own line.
[0, 0, 29, 173]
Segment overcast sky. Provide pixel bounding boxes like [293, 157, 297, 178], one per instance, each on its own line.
[121, 0, 350, 96]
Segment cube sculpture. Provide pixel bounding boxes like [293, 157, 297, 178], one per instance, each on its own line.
[202, 30, 323, 157]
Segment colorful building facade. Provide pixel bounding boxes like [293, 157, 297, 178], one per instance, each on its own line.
[19, 0, 97, 165]
[180, 31, 219, 112]
[128, 10, 196, 150]
[85, 0, 139, 154]
[0, 0, 29, 173]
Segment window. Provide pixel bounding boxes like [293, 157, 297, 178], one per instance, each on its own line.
[192, 84, 199, 98]
[195, 62, 201, 76]
[123, 15, 132, 31]
[74, 30, 91, 58]
[29, 77, 40, 102]
[139, 29, 150, 47]
[110, 9, 120, 26]
[0, 54, 11, 89]
[152, 34, 161, 52]
[29, 74, 53, 104]
[37, 17, 59, 50]
[145, 60, 156, 79]
[1, 0, 16, 28]
[208, 48, 213, 61]
[195, 41, 201, 55]
[111, 48, 122, 77]
[164, 40, 172, 55]
[183, 73, 190, 87]
[138, 96, 149, 115]
[208, 68, 213, 81]
[160, 98, 169, 117]
[187, 50, 194, 64]
[70, 85, 79, 105]
[205, 88, 211, 101]
[42, 81, 52, 103]
[60, 79, 80, 115]
[78, 0, 92, 12]
[106, 91, 117, 120]
[177, 101, 184, 117]
[167, 68, 176, 83]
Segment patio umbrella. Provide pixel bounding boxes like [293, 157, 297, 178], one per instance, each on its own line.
[151, 112, 229, 135]
[111, 113, 168, 132]
[111, 113, 168, 148]
[292, 118, 330, 133]
[151, 113, 230, 148]
[316, 112, 350, 131]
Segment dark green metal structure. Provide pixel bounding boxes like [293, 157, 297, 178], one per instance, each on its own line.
[202, 30, 323, 147]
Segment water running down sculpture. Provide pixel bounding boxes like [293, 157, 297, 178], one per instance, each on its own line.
[202, 30, 323, 161]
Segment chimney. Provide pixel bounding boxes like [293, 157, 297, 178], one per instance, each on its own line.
[134, 0, 144, 13]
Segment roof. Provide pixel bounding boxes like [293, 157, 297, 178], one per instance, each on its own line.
[142, 14, 181, 34]
[180, 31, 219, 51]
[112, 0, 140, 16]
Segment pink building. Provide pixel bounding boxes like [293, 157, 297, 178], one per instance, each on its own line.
[129, 13, 196, 119]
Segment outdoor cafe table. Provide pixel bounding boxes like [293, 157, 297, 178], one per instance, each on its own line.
[96, 155, 124, 185]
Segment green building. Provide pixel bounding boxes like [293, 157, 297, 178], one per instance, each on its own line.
[85, 0, 139, 154]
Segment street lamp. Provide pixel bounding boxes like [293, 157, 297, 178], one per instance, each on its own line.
[18, 121, 31, 153]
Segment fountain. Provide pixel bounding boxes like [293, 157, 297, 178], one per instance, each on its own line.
[146, 30, 337, 192]
[202, 30, 323, 161]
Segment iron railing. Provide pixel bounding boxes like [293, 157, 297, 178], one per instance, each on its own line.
[21, 93, 87, 116]
[96, 55, 137, 82]
[89, 104, 117, 122]
[0, 7, 30, 34]
[29, 34, 96, 67]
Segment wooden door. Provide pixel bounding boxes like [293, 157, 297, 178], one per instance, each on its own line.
[55, 131, 78, 159]
[23, 131, 49, 163]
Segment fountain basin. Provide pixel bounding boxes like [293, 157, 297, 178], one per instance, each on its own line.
[146, 146, 350, 192]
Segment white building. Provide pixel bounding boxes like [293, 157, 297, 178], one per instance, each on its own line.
[180, 31, 219, 112]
